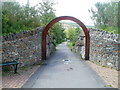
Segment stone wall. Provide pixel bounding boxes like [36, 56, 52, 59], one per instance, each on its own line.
[74, 29, 119, 70]
[1, 27, 55, 67]
[74, 30, 85, 59]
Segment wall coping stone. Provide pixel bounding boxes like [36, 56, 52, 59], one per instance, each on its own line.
[2, 27, 45, 42]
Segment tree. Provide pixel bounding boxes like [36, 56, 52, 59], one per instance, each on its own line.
[118, 1, 120, 30]
[64, 26, 81, 46]
[2, 1, 65, 45]
[38, 1, 65, 45]
[37, 1, 56, 26]
[2, 2, 40, 35]
[89, 2, 119, 33]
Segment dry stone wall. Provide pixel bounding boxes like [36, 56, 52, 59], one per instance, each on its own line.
[1, 27, 55, 67]
[74, 29, 120, 70]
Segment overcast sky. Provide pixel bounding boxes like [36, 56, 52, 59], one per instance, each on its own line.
[17, 0, 111, 26]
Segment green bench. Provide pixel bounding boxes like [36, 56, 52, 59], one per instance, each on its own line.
[0, 61, 19, 73]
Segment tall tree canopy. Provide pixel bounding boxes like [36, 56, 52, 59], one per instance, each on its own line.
[89, 2, 119, 34]
[2, 1, 65, 45]
[38, 1, 65, 45]
[2, 2, 40, 35]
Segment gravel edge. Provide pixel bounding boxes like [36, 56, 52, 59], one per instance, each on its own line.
[86, 61, 118, 88]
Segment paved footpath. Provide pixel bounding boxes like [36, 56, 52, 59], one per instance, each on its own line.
[23, 42, 107, 88]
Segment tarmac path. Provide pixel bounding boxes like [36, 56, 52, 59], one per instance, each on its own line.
[23, 42, 107, 88]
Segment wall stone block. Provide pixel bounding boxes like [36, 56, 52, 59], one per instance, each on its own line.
[74, 29, 119, 70]
[2, 27, 55, 68]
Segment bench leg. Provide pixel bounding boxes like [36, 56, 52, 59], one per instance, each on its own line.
[13, 64, 18, 74]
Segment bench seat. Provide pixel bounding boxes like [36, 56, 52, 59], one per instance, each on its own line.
[0, 61, 19, 73]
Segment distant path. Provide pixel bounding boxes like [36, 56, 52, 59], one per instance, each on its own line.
[23, 42, 106, 88]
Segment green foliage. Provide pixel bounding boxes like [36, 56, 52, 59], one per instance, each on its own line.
[2, 1, 65, 45]
[89, 2, 119, 34]
[67, 41, 73, 49]
[97, 26, 119, 34]
[38, 1, 65, 45]
[2, 2, 40, 35]
[38, 1, 56, 25]
[50, 23, 65, 46]
[64, 27, 81, 47]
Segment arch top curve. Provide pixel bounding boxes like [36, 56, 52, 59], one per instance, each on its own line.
[42, 16, 89, 37]
[42, 16, 90, 60]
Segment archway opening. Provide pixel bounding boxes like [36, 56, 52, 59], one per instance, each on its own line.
[42, 16, 90, 60]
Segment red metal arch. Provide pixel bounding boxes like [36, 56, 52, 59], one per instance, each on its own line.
[42, 16, 90, 60]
